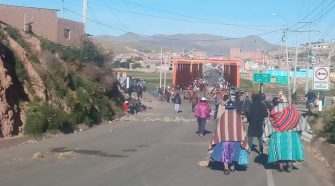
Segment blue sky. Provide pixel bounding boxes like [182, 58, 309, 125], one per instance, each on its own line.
[2, 0, 335, 45]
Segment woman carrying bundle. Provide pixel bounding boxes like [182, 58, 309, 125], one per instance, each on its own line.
[209, 100, 250, 175]
[264, 98, 311, 172]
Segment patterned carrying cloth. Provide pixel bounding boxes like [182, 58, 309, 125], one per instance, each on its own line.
[209, 109, 248, 151]
[268, 105, 300, 132]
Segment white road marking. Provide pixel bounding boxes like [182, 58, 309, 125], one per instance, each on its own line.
[266, 169, 275, 186]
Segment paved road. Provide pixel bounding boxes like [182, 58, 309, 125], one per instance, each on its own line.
[0, 94, 333, 186]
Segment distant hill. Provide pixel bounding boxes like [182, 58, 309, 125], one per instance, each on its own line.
[94, 33, 278, 56]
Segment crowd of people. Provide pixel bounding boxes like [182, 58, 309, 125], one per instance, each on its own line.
[121, 79, 147, 115]
[214, 90, 311, 174]
[119, 75, 312, 175]
[184, 84, 311, 175]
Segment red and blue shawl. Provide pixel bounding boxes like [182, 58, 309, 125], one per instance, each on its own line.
[269, 105, 300, 132]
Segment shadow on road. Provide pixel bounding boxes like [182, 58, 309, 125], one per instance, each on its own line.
[51, 147, 129, 158]
[195, 130, 213, 135]
[254, 154, 276, 170]
[208, 161, 248, 172]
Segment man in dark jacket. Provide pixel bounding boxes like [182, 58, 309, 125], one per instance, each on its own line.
[247, 93, 268, 154]
[172, 92, 182, 113]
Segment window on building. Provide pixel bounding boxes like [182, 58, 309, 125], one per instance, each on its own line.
[64, 28, 71, 40]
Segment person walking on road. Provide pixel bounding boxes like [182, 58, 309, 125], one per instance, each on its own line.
[136, 84, 143, 99]
[209, 100, 250, 175]
[190, 91, 198, 112]
[242, 94, 252, 121]
[263, 97, 311, 172]
[213, 92, 222, 119]
[194, 97, 211, 136]
[172, 91, 182, 113]
[247, 94, 268, 154]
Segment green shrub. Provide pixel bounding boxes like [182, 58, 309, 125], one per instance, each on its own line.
[29, 53, 40, 63]
[63, 74, 115, 126]
[40, 38, 104, 65]
[24, 101, 66, 136]
[321, 106, 335, 144]
[81, 40, 104, 65]
[15, 57, 28, 82]
[5, 26, 31, 52]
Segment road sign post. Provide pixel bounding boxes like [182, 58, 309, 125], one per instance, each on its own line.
[253, 73, 271, 83]
[275, 76, 288, 84]
[253, 73, 271, 93]
[313, 66, 329, 90]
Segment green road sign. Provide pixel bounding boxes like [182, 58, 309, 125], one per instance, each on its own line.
[253, 73, 271, 83]
[275, 76, 288, 84]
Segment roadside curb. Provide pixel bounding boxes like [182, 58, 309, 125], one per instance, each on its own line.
[304, 137, 335, 171]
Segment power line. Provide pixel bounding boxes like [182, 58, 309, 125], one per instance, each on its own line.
[291, 0, 328, 30]
[320, 17, 335, 39]
[299, 0, 328, 22]
[310, 2, 335, 24]
[101, 0, 129, 31]
[295, 0, 306, 23]
[294, 1, 335, 30]
[121, 0, 142, 33]
[88, 1, 275, 32]
[64, 7, 281, 42]
[89, 1, 212, 24]
[125, 1, 280, 29]
[87, 4, 105, 34]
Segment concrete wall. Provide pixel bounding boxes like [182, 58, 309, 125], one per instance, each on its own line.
[57, 18, 84, 48]
[0, 4, 58, 42]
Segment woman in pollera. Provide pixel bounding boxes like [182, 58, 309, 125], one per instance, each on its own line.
[209, 100, 249, 175]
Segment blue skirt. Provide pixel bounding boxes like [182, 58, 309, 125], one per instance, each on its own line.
[211, 142, 242, 164]
[268, 131, 304, 163]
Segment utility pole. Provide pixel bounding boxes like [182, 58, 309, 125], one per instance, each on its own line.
[291, 22, 319, 94]
[82, 0, 88, 34]
[293, 35, 299, 93]
[272, 13, 291, 103]
[305, 22, 312, 94]
[284, 25, 292, 104]
[159, 47, 163, 88]
[163, 52, 167, 93]
[262, 51, 265, 70]
[62, 0, 65, 16]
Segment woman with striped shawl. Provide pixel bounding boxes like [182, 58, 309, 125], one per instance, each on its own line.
[209, 100, 249, 175]
[263, 97, 311, 172]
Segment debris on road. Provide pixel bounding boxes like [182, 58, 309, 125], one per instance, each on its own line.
[197, 160, 209, 167]
[32, 152, 45, 159]
[55, 151, 75, 160]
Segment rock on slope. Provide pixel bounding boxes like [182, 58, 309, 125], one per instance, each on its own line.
[0, 43, 26, 137]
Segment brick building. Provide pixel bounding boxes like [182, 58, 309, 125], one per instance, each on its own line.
[0, 4, 84, 48]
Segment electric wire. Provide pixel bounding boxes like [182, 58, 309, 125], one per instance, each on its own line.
[64, 7, 281, 42]
[88, 1, 274, 32]
[121, 0, 142, 33]
[101, 0, 129, 31]
[126, 1, 278, 28]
